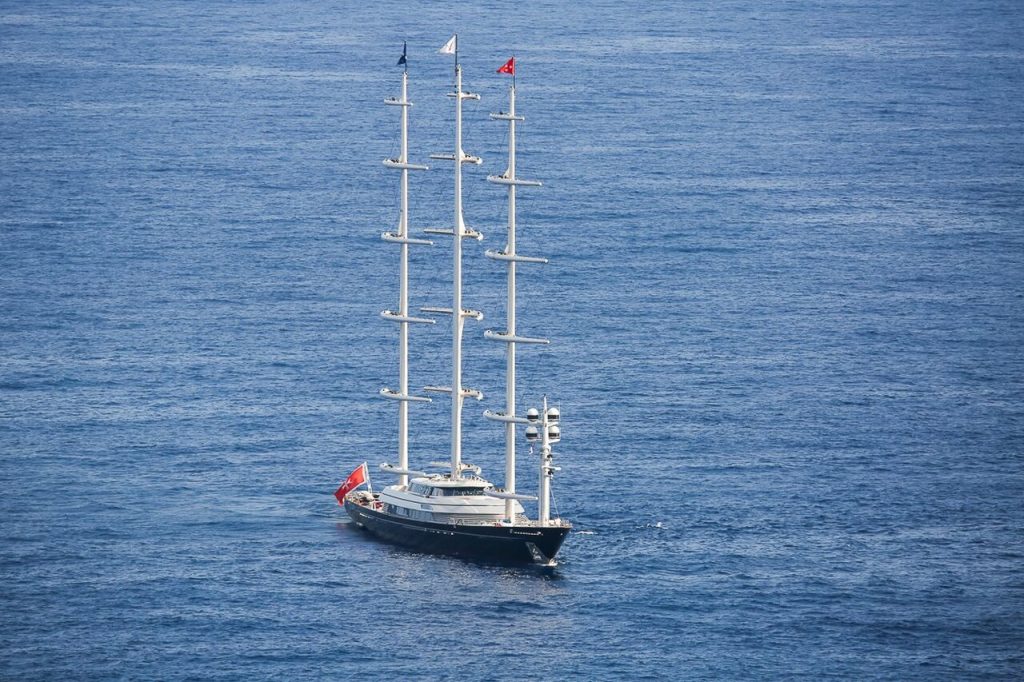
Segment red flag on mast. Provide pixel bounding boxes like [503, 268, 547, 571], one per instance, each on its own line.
[334, 462, 368, 504]
[497, 57, 515, 75]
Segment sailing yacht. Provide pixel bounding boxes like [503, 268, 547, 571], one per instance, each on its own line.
[339, 39, 570, 566]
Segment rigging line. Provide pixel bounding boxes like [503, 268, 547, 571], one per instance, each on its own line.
[388, 132, 400, 161]
[387, 180, 399, 218]
[517, 117, 531, 160]
[498, 124, 509, 161]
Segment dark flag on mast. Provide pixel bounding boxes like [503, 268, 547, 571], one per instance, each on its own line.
[397, 41, 407, 67]
[497, 57, 515, 75]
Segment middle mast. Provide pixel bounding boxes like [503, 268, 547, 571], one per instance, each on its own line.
[426, 35, 483, 480]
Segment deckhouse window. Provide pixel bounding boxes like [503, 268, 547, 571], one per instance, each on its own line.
[442, 487, 485, 496]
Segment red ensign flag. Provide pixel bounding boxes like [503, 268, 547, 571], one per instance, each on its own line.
[497, 57, 515, 75]
[334, 463, 367, 504]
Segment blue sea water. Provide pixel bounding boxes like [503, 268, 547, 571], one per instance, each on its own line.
[2, 0, 1023, 678]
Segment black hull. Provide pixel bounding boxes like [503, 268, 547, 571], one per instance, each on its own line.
[345, 499, 569, 564]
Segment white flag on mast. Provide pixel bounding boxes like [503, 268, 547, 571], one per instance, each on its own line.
[438, 34, 457, 55]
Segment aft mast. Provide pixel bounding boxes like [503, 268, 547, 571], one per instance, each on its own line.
[380, 45, 434, 488]
[483, 58, 547, 523]
[426, 35, 484, 480]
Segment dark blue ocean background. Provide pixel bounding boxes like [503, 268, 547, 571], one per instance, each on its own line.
[2, 1, 1023, 678]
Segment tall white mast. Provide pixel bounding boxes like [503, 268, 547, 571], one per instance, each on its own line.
[381, 64, 433, 488]
[427, 40, 483, 480]
[483, 74, 546, 523]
